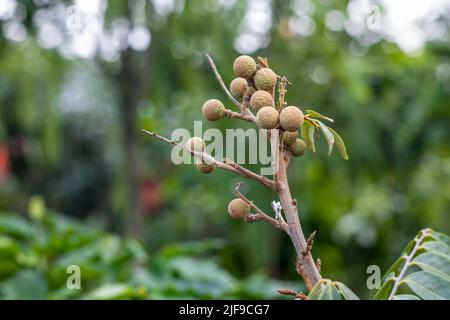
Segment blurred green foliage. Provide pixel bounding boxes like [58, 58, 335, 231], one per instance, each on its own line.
[0, 0, 449, 299]
[0, 207, 302, 299]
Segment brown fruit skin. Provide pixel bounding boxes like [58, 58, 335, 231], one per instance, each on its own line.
[229, 78, 248, 98]
[186, 137, 205, 153]
[283, 131, 298, 146]
[279, 106, 304, 132]
[256, 107, 279, 129]
[254, 68, 277, 91]
[233, 55, 256, 79]
[227, 198, 250, 219]
[202, 99, 226, 121]
[290, 138, 306, 157]
[197, 162, 215, 174]
[250, 90, 274, 112]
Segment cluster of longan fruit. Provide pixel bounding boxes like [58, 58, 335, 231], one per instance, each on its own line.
[198, 55, 307, 176]
[196, 55, 309, 220]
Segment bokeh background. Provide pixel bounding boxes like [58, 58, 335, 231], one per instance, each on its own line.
[0, 0, 449, 299]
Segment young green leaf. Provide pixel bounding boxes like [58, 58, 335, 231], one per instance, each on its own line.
[308, 279, 359, 300]
[327, 127, 349, 160]
[317, 120, 334, 156]
[301, 122, 316, 153]
[306, 109, 334, 123]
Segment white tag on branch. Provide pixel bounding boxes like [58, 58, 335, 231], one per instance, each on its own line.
[271, 201, 283, 221]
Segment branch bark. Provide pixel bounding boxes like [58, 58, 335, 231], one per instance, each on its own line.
[142, 130, 274, 189]
[276, 140, 322, 287]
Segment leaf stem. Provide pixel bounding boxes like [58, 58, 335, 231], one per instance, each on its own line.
[388, 228, 431, 299]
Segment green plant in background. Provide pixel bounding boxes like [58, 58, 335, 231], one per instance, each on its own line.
[0, 201, 302, 300]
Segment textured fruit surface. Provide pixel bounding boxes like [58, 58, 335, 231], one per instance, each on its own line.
[197, 162, 214, 174]
[229, 78, 247, 98]
[254, 68, 277, 91]
[250, 90, 274, 112]
[202, 99, 226, 121]
[256, 107, 279, 129]
[233, 55, 256, 79]
[290, 138, 306, 157]
[186, 137, 205, 152]
[227, 198, 250, 219]
[280, 106, 304, 132]
[283, 131, 298, 146]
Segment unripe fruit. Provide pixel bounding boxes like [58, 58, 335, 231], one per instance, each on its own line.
[229, 78, 247, 98]
[250, 90, 274, 112]
[279, 106, 304, 132]
[202, 99, 226, 121]
[256, 106, 279, 129]
[233, 55, 256, 79]
[254, 68, 277, 91]
[197, 162, 215, 174]
[227, 198, 250, 219]
[283, 131, 298, 146]
[290, 138, 306, 157]
[186, 137, 205, 153]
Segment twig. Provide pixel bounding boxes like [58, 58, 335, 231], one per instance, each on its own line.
[277, 77, 289, 113]
[241, 87, 257, 123]
[277, 288, 307, 300]
[206, 54, 242, 109]
[256, 57, 292, 85]
[142, 130, 273, 188]
[235, 182, 288, 232]
[225, 109, 255, 122]
[224, 159, 274, 189]
[302, 231, 317, 256]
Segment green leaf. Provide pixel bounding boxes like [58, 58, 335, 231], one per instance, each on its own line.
[373, 229, 450, 300]
[421, 241, 450, 257]
[430, 231, 450, 247]
[317, 120, 334, 156]
[1, 270, 48, 300]
[301, 122, 316, 153]
[334, 281, 360, 300]
[412, 252, 450, 280]
[308, 279, 359, 300]
[403, 271, 450, 300]
[373, 277, 395, 300]
[0, 214, 36, 240]
[306, 110, 334, 123]
[327, 127, 349, 160]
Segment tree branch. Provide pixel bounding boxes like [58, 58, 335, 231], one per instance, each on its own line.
[226, 109, 255, 122]
[224, 158, 274, 189]
[276, 138, 322, 288]
[205, 53, 242, 109]
[142, 130, 274, 189]
[235, 182, 288, 232]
